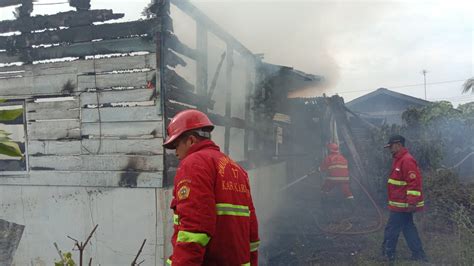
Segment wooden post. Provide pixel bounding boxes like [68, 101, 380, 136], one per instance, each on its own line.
[224, 45, 234, 155]
[243, 57, 253, 159]
[196, 23, 208, 111]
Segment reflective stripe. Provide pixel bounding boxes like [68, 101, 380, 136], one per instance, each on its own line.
[407, 190, 421, 196]
[388, 178, 407, 186]
[177, 231, 210, 247]
[328, 164, 348, 170]
[166, 258, 172, 265]
[250, 240, 260, 252]
[216, 203, 250, 217]
[173, 214, 179, 225]
[326, 176, 349, 181]
[242, 263, 250, 266]
[389, 201, 425, 208]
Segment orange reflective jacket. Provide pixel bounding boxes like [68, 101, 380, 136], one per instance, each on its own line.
[168, 140, 259, 266]
[387, 148, 424, 212]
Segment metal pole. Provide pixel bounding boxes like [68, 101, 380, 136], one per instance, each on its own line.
[422, 69, 427, 100]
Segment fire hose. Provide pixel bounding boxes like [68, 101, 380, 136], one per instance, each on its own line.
[280, 169, 384, 235]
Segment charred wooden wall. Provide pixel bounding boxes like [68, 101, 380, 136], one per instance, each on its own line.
[162, 0, 265, 185]
[0, 2, 163, 188]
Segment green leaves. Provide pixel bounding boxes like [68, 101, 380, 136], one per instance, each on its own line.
[0, 99, 24, 158]
[0, 129, 22, 157]
[0, 108, 23, 121]
[54, 252, 76, 266]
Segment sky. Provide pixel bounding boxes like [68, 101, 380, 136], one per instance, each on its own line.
[0, 0, 473, 105]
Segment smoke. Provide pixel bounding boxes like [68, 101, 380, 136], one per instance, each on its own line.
[191, 0, 396, 97]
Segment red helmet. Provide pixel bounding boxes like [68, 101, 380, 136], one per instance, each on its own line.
[327, 143, 339, 153]
[163, 109, 214, 149]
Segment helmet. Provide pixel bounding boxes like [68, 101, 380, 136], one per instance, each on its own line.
[163, 109, 214, 149]
[327, 143, 339, 153]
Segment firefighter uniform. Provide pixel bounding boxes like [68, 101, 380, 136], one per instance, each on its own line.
[164, 110, 259, 266]
[382, 135, 426, 261]
[319, 143, 353, 199]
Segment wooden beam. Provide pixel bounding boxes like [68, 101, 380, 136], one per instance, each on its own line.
[195, 22, 208, 111]
[0, 9, 124, 33]
[164, 67, 194, 92]
[0, 19, 159, 50]
[28, 120, 81, 140]
[166, 102, 248, 129]
[81, 106, 161, 123]
[81, 121, 163, 138]
[0, 0, 21, 8]
[165, 48, 186, 68]
[244, 58, 254, 159]
[165, 31, 198, 60]
[171, 0, 256, 60]
[0, 170, 162, 188]
[80, 89, 154, 106]
[77, 69, 155, 90]
[224, 45, 233, 154]
[0, 37, 155, 63]
[26, 98, 80, 120]
[167, 86, 214, 109]
[0, 54, 156, 97]
[29, 154, 163, 171]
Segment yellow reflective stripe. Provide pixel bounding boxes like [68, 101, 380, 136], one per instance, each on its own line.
[241, 263, 250, 266]
[166, 258, 172, 265]
[328, 164, 347, 170]
[177, 231, 210, 247]
[389, 201, 408, 207]
[407, 190, 421, 196]
[250, 240, 260, 252]
[389, 201, 425, 208]
[216, 203, 250, 217]
[173, 214, 179, 225]
[388, 178, 407, 186]
[326, 176, 349, 181]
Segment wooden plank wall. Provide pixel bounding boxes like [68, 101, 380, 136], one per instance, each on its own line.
[163, 0, 260, 180]
[0, 53, 163, 188]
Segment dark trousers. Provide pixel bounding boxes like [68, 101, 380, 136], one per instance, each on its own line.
[382, 211, 426, 260]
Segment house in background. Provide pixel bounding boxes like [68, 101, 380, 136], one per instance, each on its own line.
[346, 88, 431, 125]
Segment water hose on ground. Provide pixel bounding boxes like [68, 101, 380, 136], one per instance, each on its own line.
[314, 173, 384, 235]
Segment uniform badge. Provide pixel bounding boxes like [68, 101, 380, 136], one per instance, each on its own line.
[178, 185, 190, 200]
[409, 172, 417, 179]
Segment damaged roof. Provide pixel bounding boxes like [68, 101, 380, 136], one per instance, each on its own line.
[261, 62, 324, 92]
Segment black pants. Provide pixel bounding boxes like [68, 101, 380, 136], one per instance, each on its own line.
[382, 211, 426, 260]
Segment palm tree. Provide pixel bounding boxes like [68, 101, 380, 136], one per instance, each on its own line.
[462, 78, 474, 93]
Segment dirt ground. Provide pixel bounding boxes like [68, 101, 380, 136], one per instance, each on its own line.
[259, 177, 474, 266]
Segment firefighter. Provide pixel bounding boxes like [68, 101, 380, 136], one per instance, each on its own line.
[319, 143, 354, 200]
[382, 135, 427, 262]
[163, 109, 260, 266]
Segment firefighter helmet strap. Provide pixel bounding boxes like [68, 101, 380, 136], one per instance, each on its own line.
[193, 129, 211, 139]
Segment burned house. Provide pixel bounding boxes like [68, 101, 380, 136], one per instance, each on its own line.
[0, 0, 320, 264]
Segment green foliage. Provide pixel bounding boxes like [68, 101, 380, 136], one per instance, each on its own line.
[0, 99, 23, 158]
[0, 128, 22, 158]
[0, 108, 23, 121]
[54, 252, 76, 266]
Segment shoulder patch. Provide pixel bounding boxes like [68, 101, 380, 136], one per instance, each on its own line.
[178, 185, 190, 200]
[409, 172, 417, 179]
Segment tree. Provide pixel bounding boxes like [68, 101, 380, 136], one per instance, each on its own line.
[462, 78, 474, 94]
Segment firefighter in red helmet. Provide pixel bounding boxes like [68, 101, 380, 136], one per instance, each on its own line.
[163, 109, 260, 266]
[319, 143, 354, 200]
